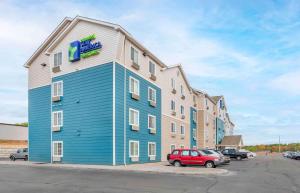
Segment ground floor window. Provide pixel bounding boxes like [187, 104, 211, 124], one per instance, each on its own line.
[170, 144, 176, 152]
[129, 140, 139, 157]
[148, 142, 156, 157]
[53, 141, 63, 157]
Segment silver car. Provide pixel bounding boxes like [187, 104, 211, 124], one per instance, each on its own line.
[9, 148, 28, 161]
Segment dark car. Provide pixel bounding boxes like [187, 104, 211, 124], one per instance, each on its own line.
[222, 149, 248, 160]
[167, 149, 222, 168]
[291, 152, 300, 160]
[9, 148, 28, 161]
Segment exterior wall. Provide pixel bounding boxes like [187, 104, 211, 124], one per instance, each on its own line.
[123, 65, 161, 164]
[51, 20, 119, 78]
[159, 67, 193, 161]
[0, 124, 28, 140]
[28, 85, 51, 162]
[52, 63, 113, 164]
[190, 107, 197, 148]
[216, 117, 225, 144]
[28, 53, 51, 89]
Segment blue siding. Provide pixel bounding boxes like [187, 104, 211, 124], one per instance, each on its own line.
[28, 85, 51, 162]
[216, 118, 225, 144]
[190, 107, 197, 148]
[52, 63, 113, 165]
[124, 67, 161, 164]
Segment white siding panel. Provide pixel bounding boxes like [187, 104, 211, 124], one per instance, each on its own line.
[28, 54, 51, 89]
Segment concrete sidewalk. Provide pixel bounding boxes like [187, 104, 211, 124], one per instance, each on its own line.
[0, 160, 229, 176]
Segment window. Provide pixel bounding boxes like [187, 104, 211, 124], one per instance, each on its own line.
[54, 52, 62, 67]
[52, 81, 63, 97]
[193, 95, 196, 103]
[149, 61, 155, 75]
[180, 85, 184, 95]
[129, 77, 139, 95]
[129, 109, 139, 126]
[53, 141, 63, 157]
[181, 150, 190, 156]
[180, 105, 184, 115]
[172, 150, 179, 155]
[148, 142, 156, 157]
[193, 129, 196, 139]
[171, 122, 176, 133]
[193, 111, 197, 122]
[180, 125, 185, 135]
[180, 145, 184, 149]
[129, 140, 139, 157]
[191, 150, 199, 157]
[170, 144, 176, 152]
[171, 100, 175, 111]
[148, 115, 156, 129]
[131, 47, 138, 64]
[171, 78, 175, 89]
[148, 87, 156, 103]
[52, 111, 63, 127]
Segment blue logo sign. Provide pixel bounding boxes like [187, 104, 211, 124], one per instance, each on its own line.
[69, 34, 102, 62]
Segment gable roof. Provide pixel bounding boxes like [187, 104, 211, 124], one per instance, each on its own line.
[211, 96, 222, 103]
[24, 17, 73, 68]
[162, 64, 192, 92]
[218, 135, 243, 147]
[192, 88, 217, 104]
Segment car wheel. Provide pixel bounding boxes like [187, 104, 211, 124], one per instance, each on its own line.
[24, 155, 28, 161]
[236, 156, 242, 160]
[174, 161, 181, 167]
[10, 156, 16, 161]
[205, 161, 215, 168]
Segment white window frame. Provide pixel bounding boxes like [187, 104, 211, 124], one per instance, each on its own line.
[52, 111, 63, 127]
[171, 122, 176, 134]
[131, 46, 138, 64]
[180, 125, 185, 135]
[170, 144, 176, 152]
[193, 128, 197, 139]
[149, 61, 156, 75]
[54, 52, 62, 67]
[148, 142, 156, 157]
[52, 141, 63, 157]
[180, 105, 184, 115]
[129, 76, 140, 96]
[193, 111, 197, 122]
[171, 78, 175, 89]
[129, 140, 139, 158]
[171, 100, 175, 111]
[148, 87, 156, 103]
[129, 108, 139, 126]
[52, 81, 63, 97]
[148, 114, 156, 130]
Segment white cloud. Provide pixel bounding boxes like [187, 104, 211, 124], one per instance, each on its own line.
[270, 70, 300, 95]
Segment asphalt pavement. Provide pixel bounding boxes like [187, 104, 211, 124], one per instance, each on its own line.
[0, 155, 299, 193]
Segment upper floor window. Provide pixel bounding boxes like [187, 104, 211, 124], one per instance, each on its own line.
[129, 77, 139, 96]
[193, 111, 197, 122]
[180, 125, 185, 135]
[149, 61, 155, 75]
[129, 108, 139, 126]
[148, 115, 156, 130]
[171, 100, 175, 111]
[180, 85, 184, 95]
[131, 47, 138, 65]
[53, 111, 63, 127]
[171, 78, 175, 89]
[180, 105, 184, 115]
[193, 95, 196, 103]
[171, 122, 176, 133]
[54, 52, 62, 67]
[52, 81, 63, 97]
[148, 87, 156, 103]
[193, 129, 197, 140]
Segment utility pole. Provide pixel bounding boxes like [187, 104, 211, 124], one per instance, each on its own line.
[278, 136, 281, 153]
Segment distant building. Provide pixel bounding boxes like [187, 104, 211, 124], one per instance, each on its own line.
[0, 123, 28, 142]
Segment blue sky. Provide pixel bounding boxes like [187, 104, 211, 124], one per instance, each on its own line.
[0, 0, 299, 145]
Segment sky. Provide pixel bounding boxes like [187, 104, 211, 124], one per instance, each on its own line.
[0, 0, 299, 145]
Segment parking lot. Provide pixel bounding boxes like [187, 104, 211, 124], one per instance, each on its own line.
[0, 155, 299, 193]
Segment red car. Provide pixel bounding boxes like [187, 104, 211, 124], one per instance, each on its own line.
[167, 149, 221, 168]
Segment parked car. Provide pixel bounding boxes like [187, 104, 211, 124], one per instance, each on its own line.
[222, 149, 248, 160]
[282, 151, 291, 157]
[291, 152, 300, 160]
[239, 149, 256, 158]
[167, 149, 222, 168]
[200, 149, 230, 164]
[9, 148, 28, 161]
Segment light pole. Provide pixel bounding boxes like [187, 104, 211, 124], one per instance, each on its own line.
[278, 136, 281, 153]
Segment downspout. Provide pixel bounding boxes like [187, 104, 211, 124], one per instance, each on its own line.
[123, 36, 127, 166]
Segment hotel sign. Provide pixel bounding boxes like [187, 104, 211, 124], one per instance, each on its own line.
[69, 34, 102, 62]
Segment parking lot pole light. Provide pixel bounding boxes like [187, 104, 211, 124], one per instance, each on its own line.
[278, 136, 281, 153]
